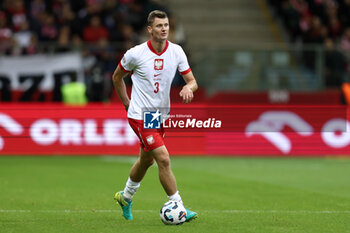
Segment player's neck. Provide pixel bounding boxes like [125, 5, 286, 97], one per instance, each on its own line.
[150, 38, 167, 53]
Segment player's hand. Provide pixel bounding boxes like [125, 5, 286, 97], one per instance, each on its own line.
[179, 86, 194, 104]
[123, 102, 129, 111]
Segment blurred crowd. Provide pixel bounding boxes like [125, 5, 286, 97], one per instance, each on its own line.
[0, 0, 173, 54]
[0, 0, 187, 102]
[269, 0, 350, 87]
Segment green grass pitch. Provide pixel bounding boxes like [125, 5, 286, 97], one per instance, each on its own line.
[0, 156, 350, 233]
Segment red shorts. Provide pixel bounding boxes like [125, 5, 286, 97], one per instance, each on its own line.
[128, 118, 165, 152]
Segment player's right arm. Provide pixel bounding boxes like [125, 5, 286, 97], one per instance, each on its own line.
[112, 64, 130, 111]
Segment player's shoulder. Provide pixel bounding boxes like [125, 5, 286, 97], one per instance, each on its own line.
[167, 41, 186, 58]
[127, 41, 148, 55]
[168, 41, 183, 51]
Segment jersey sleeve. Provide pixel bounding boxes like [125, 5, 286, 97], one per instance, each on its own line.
[119, 49, 134, 72]
[177, 46, 191, 75]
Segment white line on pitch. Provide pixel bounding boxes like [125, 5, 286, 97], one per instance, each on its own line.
[1, 210, 350, 214]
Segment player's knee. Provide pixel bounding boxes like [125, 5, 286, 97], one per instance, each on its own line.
[141, 156, 154, 168]
[156, 155, 170, 168]
[146, 158, 155, 167]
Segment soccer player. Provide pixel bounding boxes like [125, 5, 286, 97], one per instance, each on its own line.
[112, 10, 198, 222]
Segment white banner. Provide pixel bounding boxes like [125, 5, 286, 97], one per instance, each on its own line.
[0, 52, 84, 91]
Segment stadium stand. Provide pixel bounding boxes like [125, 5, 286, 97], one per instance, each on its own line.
[0, 0, 349, 104]
[168, 0, 277, 61]
[0, 0, 175, 102]
[0, 0, 167, 54]
[268, 0, 349, 88]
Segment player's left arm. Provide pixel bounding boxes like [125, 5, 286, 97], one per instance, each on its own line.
[180, 71, 198, 104]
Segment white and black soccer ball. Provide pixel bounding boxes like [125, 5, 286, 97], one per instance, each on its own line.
[160, 201, 187, 225]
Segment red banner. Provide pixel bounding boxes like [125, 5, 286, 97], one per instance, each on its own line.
[0, 104, 205, 155]
[205, 105, 350, 155]
[0, 104, 348, 156]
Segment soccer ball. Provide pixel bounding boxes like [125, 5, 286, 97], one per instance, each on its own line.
[160, 201, 187, 225]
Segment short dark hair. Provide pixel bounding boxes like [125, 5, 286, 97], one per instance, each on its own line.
[147, 10, 168, 26]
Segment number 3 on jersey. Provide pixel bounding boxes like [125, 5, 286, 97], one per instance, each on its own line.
[154, 82, 159, 93]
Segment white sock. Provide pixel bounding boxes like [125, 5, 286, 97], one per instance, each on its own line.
[168, 191, 183, 205]
[123, 177, 140, 202]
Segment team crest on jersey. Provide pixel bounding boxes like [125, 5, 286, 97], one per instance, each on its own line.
[146, 135, 155, 145]
[154, 59, 164, 70]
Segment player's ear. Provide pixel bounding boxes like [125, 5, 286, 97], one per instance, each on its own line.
[147, 26, 152, 34]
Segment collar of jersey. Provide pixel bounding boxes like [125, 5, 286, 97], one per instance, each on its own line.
[147, 40, 169, 56]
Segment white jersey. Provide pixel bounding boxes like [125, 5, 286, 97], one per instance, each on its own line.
[119, 40, 191, 120]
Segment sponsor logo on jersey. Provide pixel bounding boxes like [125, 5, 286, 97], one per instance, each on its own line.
[154, 59, 164, 70]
